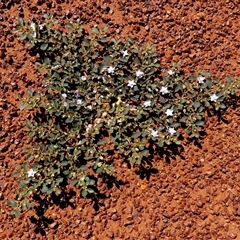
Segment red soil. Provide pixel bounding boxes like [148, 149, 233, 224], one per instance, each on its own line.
[0, 0, 240, 239]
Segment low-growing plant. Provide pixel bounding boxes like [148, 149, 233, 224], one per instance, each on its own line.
[8, 14, 239, 216]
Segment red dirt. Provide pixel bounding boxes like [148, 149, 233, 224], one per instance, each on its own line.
[0, 0, 240, 239]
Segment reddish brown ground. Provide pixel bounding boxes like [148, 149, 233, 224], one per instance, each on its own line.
[1, 0, 240, 239]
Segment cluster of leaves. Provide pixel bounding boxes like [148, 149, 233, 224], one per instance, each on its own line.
[8, 15, 239, 216]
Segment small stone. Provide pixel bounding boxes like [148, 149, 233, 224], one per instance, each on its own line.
[197, 201, 204, 208]
[49, 222, 58, 229]
[81, 232, 90, 238]
[0, 193, 4, 200]
[107, 231, 114, 238]
[126, 206, 133, 214]
[191, 206, 200, 215]
[111, 214, 118, 221]
[94, 215, 101, 223]
[124, 221, 133, 226]
[150, 234, 156, 240]
[227, 232, 237, 239]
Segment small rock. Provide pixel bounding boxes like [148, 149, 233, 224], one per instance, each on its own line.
[94, 215, 101, 223]
[111, 214, 118, 221]
[0, 193, 4, 200]
[126, 206, 133, 214]
[49, 222, 58, 229]
[107, 231, 114, 238]
[227, 232, 237, 239]
[81, 232, 90, 238]
[124, 221, 133, 226]
[150, 234, 156, 240]
[197, 201, 204, 208]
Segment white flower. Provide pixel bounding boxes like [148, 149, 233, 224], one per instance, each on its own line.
[77, 99, 83, 105]
[143, 100, 151, 107]
[210, 93, 218, 102]
[97, 162, 102, 167]
[121, 50, 129, 57]
[136, 69, 144, 78]
[127, 80, 136, 88]
[27, 169, 36, 178]
[107, 66, 115, 74]
[168, 70, 174, 75]
[160, 86, 169, 95]
[151, 129, 158, 138]
[81, 76, 87, 81]
[165, 109, 173, 116]
[197, 76, 205, 84]
[61, 93, 67, 99]
[169, 127, 176, 135]
[30, 22, 37, 38]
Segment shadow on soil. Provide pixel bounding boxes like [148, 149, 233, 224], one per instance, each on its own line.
[29, 174, 126, 235]
[27, 94, 240, 235]
[30, 190, 76, 236]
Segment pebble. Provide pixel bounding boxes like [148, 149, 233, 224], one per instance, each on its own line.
[107, 231, 114, 238]
[124, 221, 133, 226]
[111, 214, 118, 221]
[49, 222, 58, 229]
[227, 232, 237, 239]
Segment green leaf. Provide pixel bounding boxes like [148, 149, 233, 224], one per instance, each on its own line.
[47, 188, 53, 195]
[127, 36, 133, 44]
[204, 101, 210, 107]
[7, 200, 17, 207]
[220, 103, 226, 109]
[96, 167, 103, 173]
[83, 39, 90, 46]
[11, 209, 20, 216]
[63, 170, 69, 175]
[26, 202, 33, 209]
[18, 17, 24, 26]
[196, 121, 204, 126]
[41, 185, 49, 193]
[81, 189, 88, 197]
[99, 38, 107, 43]
[62, 36, 68, 44]
[66, 22, 73, 28]
[226, 76, 233, 83]
[206, 79, 212, 88]
[97, 139, 107, 145]
[56, 177, 63, 183]
[146, 68, 155, 76]
[141, 150, 149, 157]
[18, 181, 27, 188]
[84, 156, 95, 160]
[193, 101, 200, 108]
[89, 179, 95, 185]
[66, 117, 73, 123]
[131, 132, 142, 138]
[175, 83, 183, 92]
[158, 140, 164, 147]
[20, 103, 27, 111]
[171, 123, 180, 128]
[20, 33, 27, 40]
[120, 57, 128, 63]
[12, 171, 20, 177]
[134, 57, 141, 65]
[87, 188, 94, 193]
[60, 161, 69, 166]
[70, 179, 78, 186]
[92, 27, 99, 33]
[29, 131, 35, 138]
[40, 43, 48, 51]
